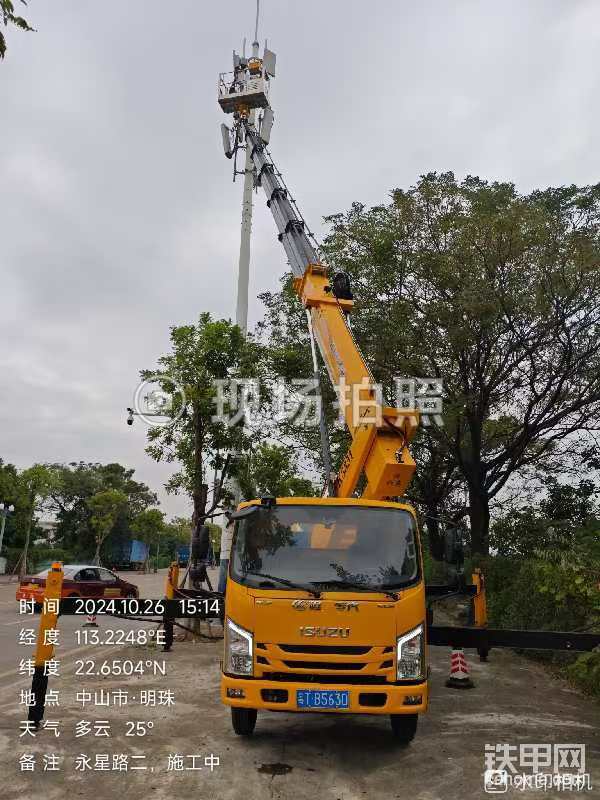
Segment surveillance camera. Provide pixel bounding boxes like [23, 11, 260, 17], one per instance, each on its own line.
[127, 417, 133, 426]
[126, 408, 134, 426]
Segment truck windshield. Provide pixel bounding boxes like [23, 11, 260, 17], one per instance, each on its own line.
[230, 504, 419, 592]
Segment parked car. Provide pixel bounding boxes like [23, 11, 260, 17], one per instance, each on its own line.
[16, 564, 140, 606]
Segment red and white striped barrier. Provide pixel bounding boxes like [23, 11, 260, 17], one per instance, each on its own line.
[445, 647, 474, 689]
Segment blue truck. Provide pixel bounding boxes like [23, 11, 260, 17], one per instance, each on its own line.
[176, 544, 190, 567]
[109, 539, 149, 571]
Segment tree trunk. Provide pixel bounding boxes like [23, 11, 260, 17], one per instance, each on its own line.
[468, 486, 490, 556]
[93, 540, 101, 565]
[425, 511, 445, 561]
[192, 401, 206, 526]
[19, 507, 34, 579]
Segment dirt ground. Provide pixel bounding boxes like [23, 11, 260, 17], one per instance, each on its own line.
[1, 620, 598, 800]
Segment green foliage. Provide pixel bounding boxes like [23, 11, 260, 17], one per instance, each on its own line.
[459, 476, 600, 695]
[237, 443, 315, 500]
[206, 522, 222, 553]
[260, 174, 600, 554]
[478, 540, 599, 694]
[163, 516, 191, 544]
[131, 508, 165, 549]
[25, 547, 74, 572]
[0, 459, 33, 550]
[87, 489, 129, 564]
[142, 313, 268, 520]
[566, 653, 600, 697]
[486, 479, 600, 630]
[0, 0, 34, 59]
[46, 462, 157, 560]
[490, 477, 600, 568]
[534, 527, 600, 616]
[482, 557, 591, 633]
[257, 276, 350, 480]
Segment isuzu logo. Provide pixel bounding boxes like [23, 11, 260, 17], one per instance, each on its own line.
[300, 626, 350, 638]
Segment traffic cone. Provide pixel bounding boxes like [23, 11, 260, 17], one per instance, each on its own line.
[445, 647, 474, 689]
[83, 615, 98, 627]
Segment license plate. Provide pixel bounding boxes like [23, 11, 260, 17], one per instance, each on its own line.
[296, 690, 349, 709]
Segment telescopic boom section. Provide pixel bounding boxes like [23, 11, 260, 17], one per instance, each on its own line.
[244, 122, 419, 500]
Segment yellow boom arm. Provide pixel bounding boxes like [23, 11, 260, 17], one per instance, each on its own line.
[244, 123, 418, 499]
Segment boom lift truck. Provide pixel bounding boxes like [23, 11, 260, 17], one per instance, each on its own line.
[216, 42, 600, 742]
[218, 43, 427, 743]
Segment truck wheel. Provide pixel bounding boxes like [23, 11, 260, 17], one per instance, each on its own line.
[390, 713, 418, 743]
[231, 707, 257, 736]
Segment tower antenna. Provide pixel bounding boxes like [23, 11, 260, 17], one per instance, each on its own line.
[254, 0, 260, 46]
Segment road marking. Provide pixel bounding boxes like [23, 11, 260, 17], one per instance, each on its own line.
[3, 620, 24, 626]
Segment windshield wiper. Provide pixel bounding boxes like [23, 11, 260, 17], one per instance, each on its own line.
[315, 579, 399, 601]
[243, 571, 321, 598]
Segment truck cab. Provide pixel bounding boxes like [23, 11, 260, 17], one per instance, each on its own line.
[221, 496, 428, 742]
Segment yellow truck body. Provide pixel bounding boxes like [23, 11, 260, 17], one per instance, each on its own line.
[221, 497, 427, 738]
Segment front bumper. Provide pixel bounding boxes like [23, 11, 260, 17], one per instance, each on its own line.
[221, 674, 428, 715]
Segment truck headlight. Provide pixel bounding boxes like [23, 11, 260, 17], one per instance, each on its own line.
[397, 624, 424, 680]
[225, 618, 253, 676]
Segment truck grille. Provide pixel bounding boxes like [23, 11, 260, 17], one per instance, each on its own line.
[277, 644, 371, 655]
[283, 660, 364, 670]
[255, 643, 395, 681]
[262, 672, 388, 685]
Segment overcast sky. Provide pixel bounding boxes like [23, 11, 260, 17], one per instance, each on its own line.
[1, 0, 599, 519]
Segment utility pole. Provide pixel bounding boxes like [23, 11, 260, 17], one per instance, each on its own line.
[217, 0, 276, 593]
[235, 106, 255, 335]
[218, 92, 257, 595]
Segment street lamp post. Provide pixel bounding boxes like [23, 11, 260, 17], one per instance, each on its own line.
[0, 502, 15, 554]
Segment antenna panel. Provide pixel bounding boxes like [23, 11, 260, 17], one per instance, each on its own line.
[260, 107, 274, 144]
[263, 48, 276, 77]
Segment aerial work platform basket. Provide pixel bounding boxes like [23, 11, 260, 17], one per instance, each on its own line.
[218, 71, 270, 114]
[217, 47, 276, 115]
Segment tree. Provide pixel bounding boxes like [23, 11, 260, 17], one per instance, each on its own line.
[540, 478, 599, 528]
[406, 437, 465, 560]
[165, 516, 192, 542]
[131, 508, 165, 569]
[87, 489, 128, 565]
[1, 0, 33, 59]
[266, 173, 600, 555]
[18, 465, 56, 577]
[0, 459, 26, 552]
[142, 313, 267, 531]
[237, 443, 315, 499]
[206, 522, 222, 559]
[46, 462, 156, 559]
[257, 276, 356, 497]
[160, 517, 192, 563]
[491, 477, 600, 559]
